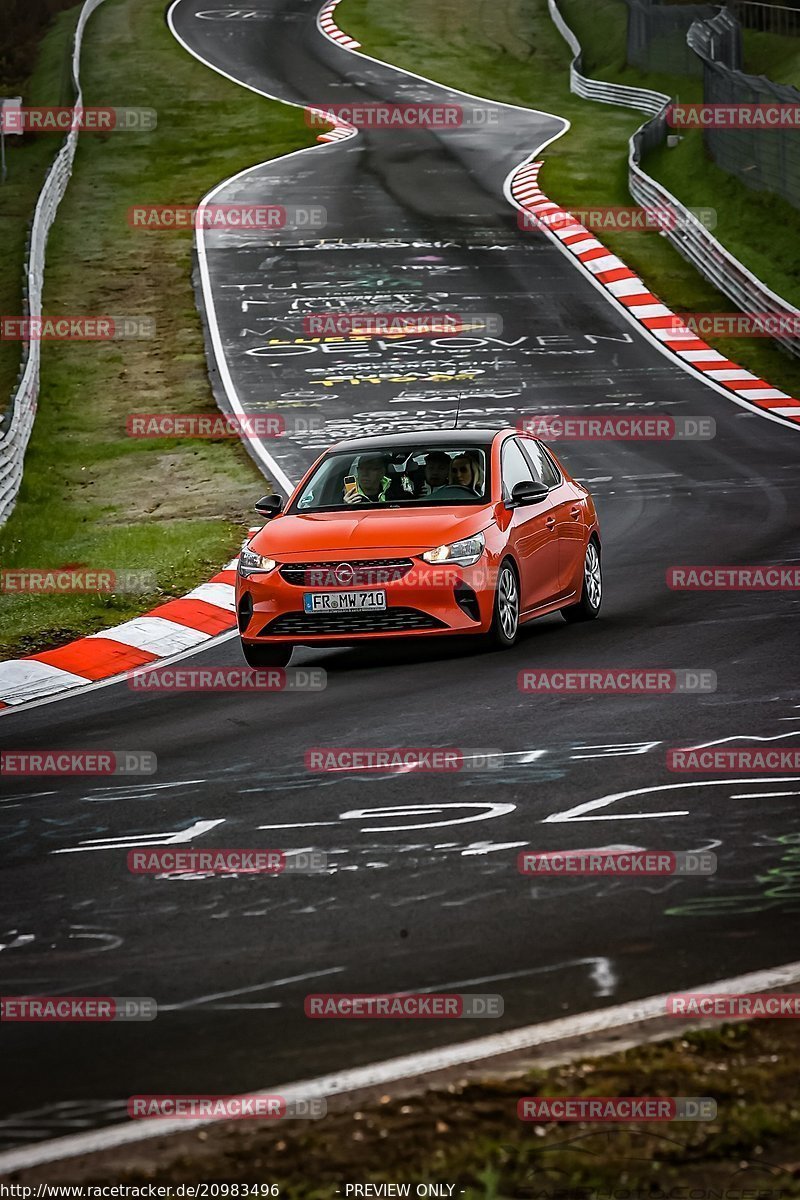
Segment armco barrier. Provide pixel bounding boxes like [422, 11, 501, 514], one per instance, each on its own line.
[547, 0, 669, 116]
[547, 0, 800, 359]
[0, 0, 107, 527]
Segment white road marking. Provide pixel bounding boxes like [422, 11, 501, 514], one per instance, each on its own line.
[259, 803, 516, 834]
[52, 819, 225, 854]
[731, 790, 800, 799]
[404, 957, 616, 995]
[461, 840, 528, 855]
[206, 1003, 282, 1010]
[160, 967, 345, 1012]
[622, 473, 680, 481]
[5, 960, 800, 1171]
[544, 778, 800, 823]
[349, 804, 516, 831]
[683, 731, 800, 749]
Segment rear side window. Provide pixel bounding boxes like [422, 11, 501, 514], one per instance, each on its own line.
[522, 440, 561, 488]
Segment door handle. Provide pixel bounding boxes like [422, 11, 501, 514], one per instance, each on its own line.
[545, 516, 556, 530]
[569, 506, 581, 521]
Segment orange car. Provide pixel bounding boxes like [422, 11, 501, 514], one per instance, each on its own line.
[236, 429, 601, 667]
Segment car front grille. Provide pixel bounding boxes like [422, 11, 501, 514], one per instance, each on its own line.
[279, 558, 415, 587]
[260, 607, 446, 637]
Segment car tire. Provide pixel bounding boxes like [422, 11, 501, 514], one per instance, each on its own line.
[483, 559, 520, 649]
[241, 640, 293, 668]
[561, 539, 602, 623]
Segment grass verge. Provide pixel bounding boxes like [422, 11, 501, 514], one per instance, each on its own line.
[0, 0, 319, 660]
[743, 28, 800, 89]
[339, 0, 800, 400]
[25, 1022, 800, 1192]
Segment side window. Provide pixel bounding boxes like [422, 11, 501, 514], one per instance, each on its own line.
[522, 440, 561, 488]
[501, 438, 535, 500]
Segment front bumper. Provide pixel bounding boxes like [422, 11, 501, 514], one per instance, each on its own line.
[236, 554, 495, 644]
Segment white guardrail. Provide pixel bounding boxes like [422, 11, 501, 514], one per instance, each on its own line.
[0, 0, 107, 527]
[547, 0, 800, 358]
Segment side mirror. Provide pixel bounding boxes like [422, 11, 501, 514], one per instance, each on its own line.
[255, 495, 283, 518]
[508, 480, 549, 508]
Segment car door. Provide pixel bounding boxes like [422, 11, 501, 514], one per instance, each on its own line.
[520, 438, 586, 597]
[500, 437, 560, 612]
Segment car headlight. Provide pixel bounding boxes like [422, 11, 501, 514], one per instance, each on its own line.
[238, 546, 278, 575]
[422, 532, 485, 567]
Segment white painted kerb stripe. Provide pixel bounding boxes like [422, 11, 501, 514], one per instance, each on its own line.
[1, 959, 799, 1173]
[607, 278, 649, 298]
[705, 368, 760, 382]
[87, 616, 210, 654]
[678, 350, 728, 363]
[585, 255, 624, 275]
[738, 388, 790, 400]
[183, 581, 237, 611]
[628, 303, 673, 319]
[0, 660, 90, 706]
[567, 238, 604, 255]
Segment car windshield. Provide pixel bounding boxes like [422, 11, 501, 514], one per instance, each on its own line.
[290, 445, 490, 513]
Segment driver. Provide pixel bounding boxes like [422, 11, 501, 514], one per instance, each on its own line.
[418, 450, 451, 496]
[343, 453, 395, 504]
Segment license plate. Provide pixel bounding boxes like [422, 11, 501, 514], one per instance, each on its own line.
[303, 590, 387, 613]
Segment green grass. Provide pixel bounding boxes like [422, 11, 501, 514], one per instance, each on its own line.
[648, 132, 800, 307]
[338, 0, 800, 401]
[743, 27, 800, 89]
[0, 0, 320, 659]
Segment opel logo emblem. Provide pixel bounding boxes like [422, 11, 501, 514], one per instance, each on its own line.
[334, 562, 355, 585]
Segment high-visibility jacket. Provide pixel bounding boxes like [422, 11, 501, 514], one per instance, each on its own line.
[348, 475, 393, 503]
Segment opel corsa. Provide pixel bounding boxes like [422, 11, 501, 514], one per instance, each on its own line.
[236, 429, 601, 667]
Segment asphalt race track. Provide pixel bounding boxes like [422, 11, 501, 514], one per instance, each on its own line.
[1, 0, 799, 1154]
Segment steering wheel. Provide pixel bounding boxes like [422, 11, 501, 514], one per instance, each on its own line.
[432, 485, 479, 499]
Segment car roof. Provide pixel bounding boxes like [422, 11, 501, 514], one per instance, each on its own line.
[328, 428, 510, 452]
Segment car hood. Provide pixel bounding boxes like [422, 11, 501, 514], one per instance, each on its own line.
[250, 507, 492, 559]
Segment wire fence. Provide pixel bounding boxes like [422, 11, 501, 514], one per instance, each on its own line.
[730, 0, 800, 36]
[0, 0, 107, 528]
[689, 10, 800, 207]
[625, 0, 721, 77]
